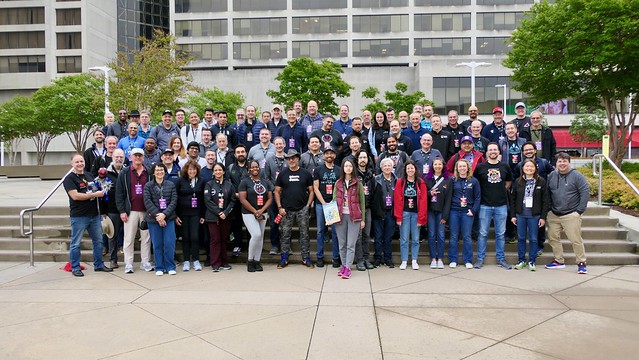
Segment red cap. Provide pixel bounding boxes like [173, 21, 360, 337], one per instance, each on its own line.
[492, 107, 503, 114]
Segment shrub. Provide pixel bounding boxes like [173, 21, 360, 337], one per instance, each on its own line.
[577, 163, 639, 210]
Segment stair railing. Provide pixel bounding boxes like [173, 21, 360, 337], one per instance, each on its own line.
[592, 154, 639, 205]
[19, 168, 73, 267]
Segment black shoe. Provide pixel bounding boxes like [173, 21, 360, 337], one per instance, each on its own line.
[94, 266, 113, 272]
[247, 261, 256, 273]
[373, 259, 382, 268]
[316, 258, 324, 268]
[204, 259, 211, 267]
[386, 261, 395, 268]
[356, 261, 366, 271]
[72, 269, 84, 277]
[222, 263, 232, 270]
[365, 261, 375, 270]
[332, 258, 341, 268]
[254, 261, 263, 272]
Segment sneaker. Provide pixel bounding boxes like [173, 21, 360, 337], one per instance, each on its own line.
[341, 267, 351, 279]
[399, 261, 407, 270]
[232, 247, 241, 257]
[332, 258, 341, 268]
[168, 270, 177, 275]
[497, 260, 512, 270]
[386, 261, 395, 268]
[449, 262, 457, 269]
[221, 263, 232, 270]
[211, 266, 220, 272]
[545, 260, 566, 269]
[182, 261, 190, 272]
[411, 260, 419, 270]
[430, 259, 437, 269]
[302, 257, 315, 269]
[247, 261, 255, 273]
[254, 261, 263, 272]
[528, 262, 536, 271]
[124, 264, 134, 274]
[338, 265, 345, 277]
[72, 269, 84, 277]
[155, 271, 163, 276]
[373, 259, 382, 268]
[141, 262, 154, 272]
[473, 260, 483, 269]
[436, 260, 444, 269]
[277, 254, 288, 269]
[193, 260, 202, 271]
[505, 237, 516, 244]
[577, 262, 588, 274]
[356, 261, 366, 271]
[109, 261, 119, 269]
[365, 261, 375, 270]
[316, 258, 324, 268]
[269, 247, 279, 255]
[514, 261, 527, 270]
[537, 249, 543, 257]
[465, 262, 474, 269]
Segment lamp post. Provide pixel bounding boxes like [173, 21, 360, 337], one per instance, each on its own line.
[456, 61, 491, 106]
[495, 84, 507, 115]
[88, 66, 112, 115]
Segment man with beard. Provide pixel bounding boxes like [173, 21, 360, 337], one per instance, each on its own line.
[520, 111, 557, 165]
[500, 122, 527, 173]
[411, 133, 442, 177]
[388, 119, 413, 155]
[91, 136, 119, 176]
[104, 148, 126, 268]
[200, 149, 216, 183]
[313, 146, 340, 268]
[264, 137, 288, 255]
[138, 110, 153, 140]
[469, 120, 490, 156]
[311, 114, 344, 153]
[334, 104, 352, 139]
[248, 128, 275, 170]
[376, 135, 409, 177]
[430, 114, 455, 161]
[293, 100, 304, 120]
[118, 122, 146, 158]
[228, 144, 250, 257]
[180, 111, 204, 145]
[349, 117, 372, 156]
[354, 150, 376, 271]
[150, 110, 179, 150]
[83, 128, 106, 171]
[510, 102, 531, 134]
[107, 108, 129, 140]
[300, 100, 324, 136]
[446, 136, 485, 175]
[461, 105, 487, 132]
[202, 107, 217, 129]
[142, 137, 161, 171]
[212, 111, 237, 148]
[482, 107, 507, 144]
[300, 135, 323, 176]
[277, 108, 308, 153]
[199, 128, 215, 156]
[420, 104, 434, 131]
[445, 110, 467, 153]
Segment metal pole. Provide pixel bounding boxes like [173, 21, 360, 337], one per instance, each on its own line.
[29, 213, 34, 267]
[470, 66, 476, 106]
[0, 141, 4, 166]
[598, 156, 603, 205]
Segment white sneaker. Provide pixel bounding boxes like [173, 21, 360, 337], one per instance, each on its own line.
[140, 262, 154, 272]
[168, 270, 177, 275]
[193, 260, 202, 271]
[183, 261, 190, 272]
[155, 271, 163, 276]
[412, 260, 419, 270]
[399, 261, 407, 270]
[430, 259, 437, 269]
[449, 262, 457, 268]
[125, 264, 134, 274]
[436, 260, 444, 269]
[465, 262, 474, 269]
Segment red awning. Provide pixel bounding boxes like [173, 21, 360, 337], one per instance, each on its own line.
[551, 128, 639, 149]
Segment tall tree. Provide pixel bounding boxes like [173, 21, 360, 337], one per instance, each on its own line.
[267, 57, 353, 115]
[0, 97, 30, 165]
[187, 88, 245, 124]
[504, 0, 639, 166]
[108, 29, 200, 121]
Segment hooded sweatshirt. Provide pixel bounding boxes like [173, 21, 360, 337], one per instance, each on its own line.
[547, 168, 590, 215]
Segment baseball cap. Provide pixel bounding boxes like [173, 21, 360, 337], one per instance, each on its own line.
[273, 104, 283, 110]
[162, 109, 173, 116]
[515, 102, 526, 109]
[128, 110, 140, 118]
[492, 107, 503, 114]
[130, 148, 144, 156]
[323, 146, 336, 153]
[162, 148, 174, 155]
[460, 136, 473, 143]
[187, 141, 200, 150]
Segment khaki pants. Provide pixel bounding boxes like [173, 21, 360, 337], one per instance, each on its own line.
[122, 211, 151, 266]
[546, 211, 587, 264]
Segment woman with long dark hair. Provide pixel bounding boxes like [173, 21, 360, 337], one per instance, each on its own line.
[425, 157, 452, 269]
[204, 163, 235, 272]
[393, 160, 428, 270]
[368, 111, 389, 158]
[174, 160, 205, 271]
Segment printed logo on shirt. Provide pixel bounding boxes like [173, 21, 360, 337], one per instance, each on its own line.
[254, 182, 266, 195]
[487, 168, 503, 184]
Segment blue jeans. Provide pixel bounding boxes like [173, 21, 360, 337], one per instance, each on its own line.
[478, 205, 508, 262]
[428, 210, 446, 259]
[399, 211, 420, 262]
[315, 202, 338, 260]
[373, 210, 394, 263]
[448, 209, 474, 264]
[148, 221, 176, 272]
[517, 215, 539, 263]
[69, 215, 105, 271]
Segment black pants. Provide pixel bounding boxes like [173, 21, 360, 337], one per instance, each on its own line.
[180, 214, 200, 262]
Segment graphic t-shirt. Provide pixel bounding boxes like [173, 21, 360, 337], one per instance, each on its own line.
[313, 164, 340, 203]
[474, 161, 513, 206]
[275, 167, 313, 211]
[403, 180, 418, 213]
[239, 177, 274, 214]
[63, 172, 99, 217]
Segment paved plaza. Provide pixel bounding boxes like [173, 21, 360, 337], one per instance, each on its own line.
[1, 261, 638, 359]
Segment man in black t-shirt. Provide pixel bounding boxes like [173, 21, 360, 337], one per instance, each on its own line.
[312, 146, 341, 268]
[474, 143, 513, 270]
[310, 115, 344, 153]
[274, 149, 315, 269]
[63, 154, 113, 277]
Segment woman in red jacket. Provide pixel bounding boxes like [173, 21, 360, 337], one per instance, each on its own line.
[394, 160, 428, 270]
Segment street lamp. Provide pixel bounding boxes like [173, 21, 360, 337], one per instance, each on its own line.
[495, 84, 507, 115]
[456, 61, 491, 106]
[88, 66, 112, 115]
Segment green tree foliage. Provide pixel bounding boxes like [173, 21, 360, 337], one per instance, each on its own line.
[267, 58, 353, 115]
[569, 110, 608, 157]
[32, 74, 105, 154]
[504, 0, 639, 166]
[108, 29, 200, 121]
[362, 82, 434, 114]
[187, 87, 245, 124]
[0, 96, 31, 165]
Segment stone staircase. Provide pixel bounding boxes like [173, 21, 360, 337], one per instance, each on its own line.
[0, 205, 637, 265]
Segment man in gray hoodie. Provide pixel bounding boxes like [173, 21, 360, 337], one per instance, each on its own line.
[545, 152, 590, 274]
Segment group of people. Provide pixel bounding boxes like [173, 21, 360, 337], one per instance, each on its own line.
[66, 100, 590, 278]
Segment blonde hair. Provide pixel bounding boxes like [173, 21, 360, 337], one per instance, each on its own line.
[453, 159, 473, 179]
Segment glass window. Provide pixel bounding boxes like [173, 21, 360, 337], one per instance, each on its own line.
[56, 32, 81, 49]
[352, 0, 408, 7]
[415, 13, 470, 31]
[57, 56, 82, 73]
[352, 39, 408, 57]
[0, 55, 45, 73]
[175, 0, 227, 13]
[0, 7, 44, 25]
[414, 38, 470, 56]
[0, 32, 45, 49]
[233, 18, 287, 36]
[476, 37, 510, 54]
[292, 0, 346, 9]
[175, 19, 228, 37]
[178, 43, 228, 60]
[292, 16, 347, 34]
[56, 8, 81, 26]
[233, 42, 287, 60]
[353, 15, 408, 33]
[234, 0, 286, 11]
[477, 0, 533, 5]
[477, 12, 524, 30]
[415, 0, 470, 5]
[293, 41, 347, 58]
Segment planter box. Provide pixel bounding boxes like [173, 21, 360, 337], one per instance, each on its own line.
[0, 165, 71, 180]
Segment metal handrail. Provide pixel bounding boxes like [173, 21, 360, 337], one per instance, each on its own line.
[592, 154, 639, 205]
[19, 168, 73, 267]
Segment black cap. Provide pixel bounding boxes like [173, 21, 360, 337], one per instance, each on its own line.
[187, 141, 200, 150]
[323, 145, 336, 153]
[128, 110, 140, 118]
[162, 148, 174, 155]
[162, 109, 172, 116]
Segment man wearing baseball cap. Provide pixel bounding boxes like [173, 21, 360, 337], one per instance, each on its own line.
[446, 135, 485, 175]
[312, 145, 340, 268]
[481, 107, 507, 143]
[510, 102, 531, 133]
[269, 104, 286, 137]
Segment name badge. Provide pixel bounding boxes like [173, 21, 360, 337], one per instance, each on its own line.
[380, 143, 386, 152]
[306, 125, 312, 134]
[511, 154, 519, 164]
[324, 142, 331, 149]
[135, 183, 143, 195]
[454, 139, 460, 148]
[432, 194, 438, 203]
[218, 195, 224, 208]
[326, 183, 333, 194]
[257, 194, 264, 206]
[460, 196, 468, 208]
[259, 159, 266, 168]
[275, 171, 280, 179]
[191, 197, 198, 208]
[408, 198, 414, 209]
[535, 141, 542, 150]
[423, 164, 429, 174]
[363, 185, 369, 196]
[159, 198, 167, 210]
[246, 132, 253, 143]
[385, 195, 392, 207]
[525, 196, 533, 208]
[289, 138, 296, 149]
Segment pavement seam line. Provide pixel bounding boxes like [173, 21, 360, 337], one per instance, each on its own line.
[305, 265, 326, 360]
[368, 268, 385, 360]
